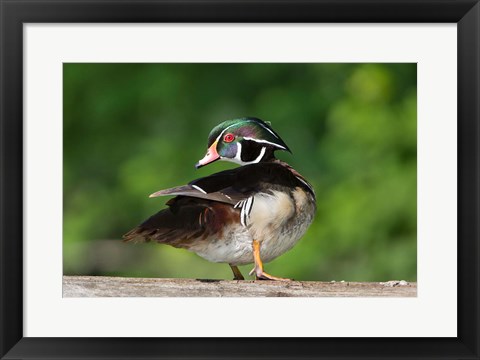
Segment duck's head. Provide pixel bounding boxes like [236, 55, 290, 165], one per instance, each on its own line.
[195, 117, 291, 169]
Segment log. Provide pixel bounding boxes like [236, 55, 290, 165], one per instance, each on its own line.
[63, 276, 416, 297]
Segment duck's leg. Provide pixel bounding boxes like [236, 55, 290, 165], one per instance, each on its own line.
[229, 265, 245, 280]
[250, 240, 291, 281]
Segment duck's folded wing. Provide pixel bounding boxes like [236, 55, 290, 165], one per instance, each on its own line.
[149, 184, 239, 205]
[122, 197, 238, 246]
[147, 162, 311, 206]
[149, 167, 251, 205]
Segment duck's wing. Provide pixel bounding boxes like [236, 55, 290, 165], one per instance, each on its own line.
[148, 162, 313, 206]
[123, 163, 314, 245]
[123, 168, 248, 244]
[148, 166, 249, 205]
[122, 196, 239, 246]
[149, 184, 237, 205]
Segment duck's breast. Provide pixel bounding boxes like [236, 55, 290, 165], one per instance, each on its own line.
[249, 187, 316, 263]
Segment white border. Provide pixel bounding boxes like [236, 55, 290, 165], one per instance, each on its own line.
[24, 24, 457, 337]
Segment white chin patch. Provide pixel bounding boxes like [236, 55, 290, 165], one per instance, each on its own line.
[221, 157, 245, 166]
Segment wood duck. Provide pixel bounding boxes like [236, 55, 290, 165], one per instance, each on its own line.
[123, 117, 316, 281]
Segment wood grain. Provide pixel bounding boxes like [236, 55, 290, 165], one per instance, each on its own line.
[63, 276, 416, 297]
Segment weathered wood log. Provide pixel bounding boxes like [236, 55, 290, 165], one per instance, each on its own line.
[63, 276, 416, 297]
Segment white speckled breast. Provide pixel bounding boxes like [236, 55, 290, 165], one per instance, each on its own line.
[189, 187, 316, 266]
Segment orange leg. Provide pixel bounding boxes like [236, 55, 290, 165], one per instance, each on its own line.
[249, 240, 291, 281]
[229, 265, 245, 280]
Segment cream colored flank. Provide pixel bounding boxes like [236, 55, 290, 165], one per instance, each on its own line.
[189, 187, 315, 266]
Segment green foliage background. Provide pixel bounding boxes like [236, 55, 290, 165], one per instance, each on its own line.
[63, 63, 416, 281]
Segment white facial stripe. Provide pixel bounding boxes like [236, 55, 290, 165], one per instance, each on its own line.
[215, 123, 238, 144]
[223, 144, 266, 166]
[240, 146, 267, 165]
[246, 120, 279, 139]
[251, 146, 267, 164]
[243, 137, 286, 150]
[215, 120, 280, 145]
[191, 184, 207, 194]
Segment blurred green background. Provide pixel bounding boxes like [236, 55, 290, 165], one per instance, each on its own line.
[63, 63, 416, 281]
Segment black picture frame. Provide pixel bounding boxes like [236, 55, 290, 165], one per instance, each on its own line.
[1, 1, 479, 359]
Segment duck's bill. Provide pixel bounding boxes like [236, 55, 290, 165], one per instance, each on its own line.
[195, 141, 220, 169]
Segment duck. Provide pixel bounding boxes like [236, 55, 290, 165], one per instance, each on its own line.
[123, 117, 316, 281]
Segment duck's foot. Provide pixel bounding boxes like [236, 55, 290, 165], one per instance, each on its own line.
[250, 239, 291, 281]
[249, 267, 291, 281]
[229, 265, 245, 280]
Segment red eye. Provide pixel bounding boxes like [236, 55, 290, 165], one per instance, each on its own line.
[223, 133, 235, 143]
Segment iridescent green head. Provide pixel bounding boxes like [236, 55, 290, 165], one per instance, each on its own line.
[195, 117, 291, 168]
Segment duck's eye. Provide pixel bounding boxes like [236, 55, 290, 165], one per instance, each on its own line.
[223, 133, 235, 143]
